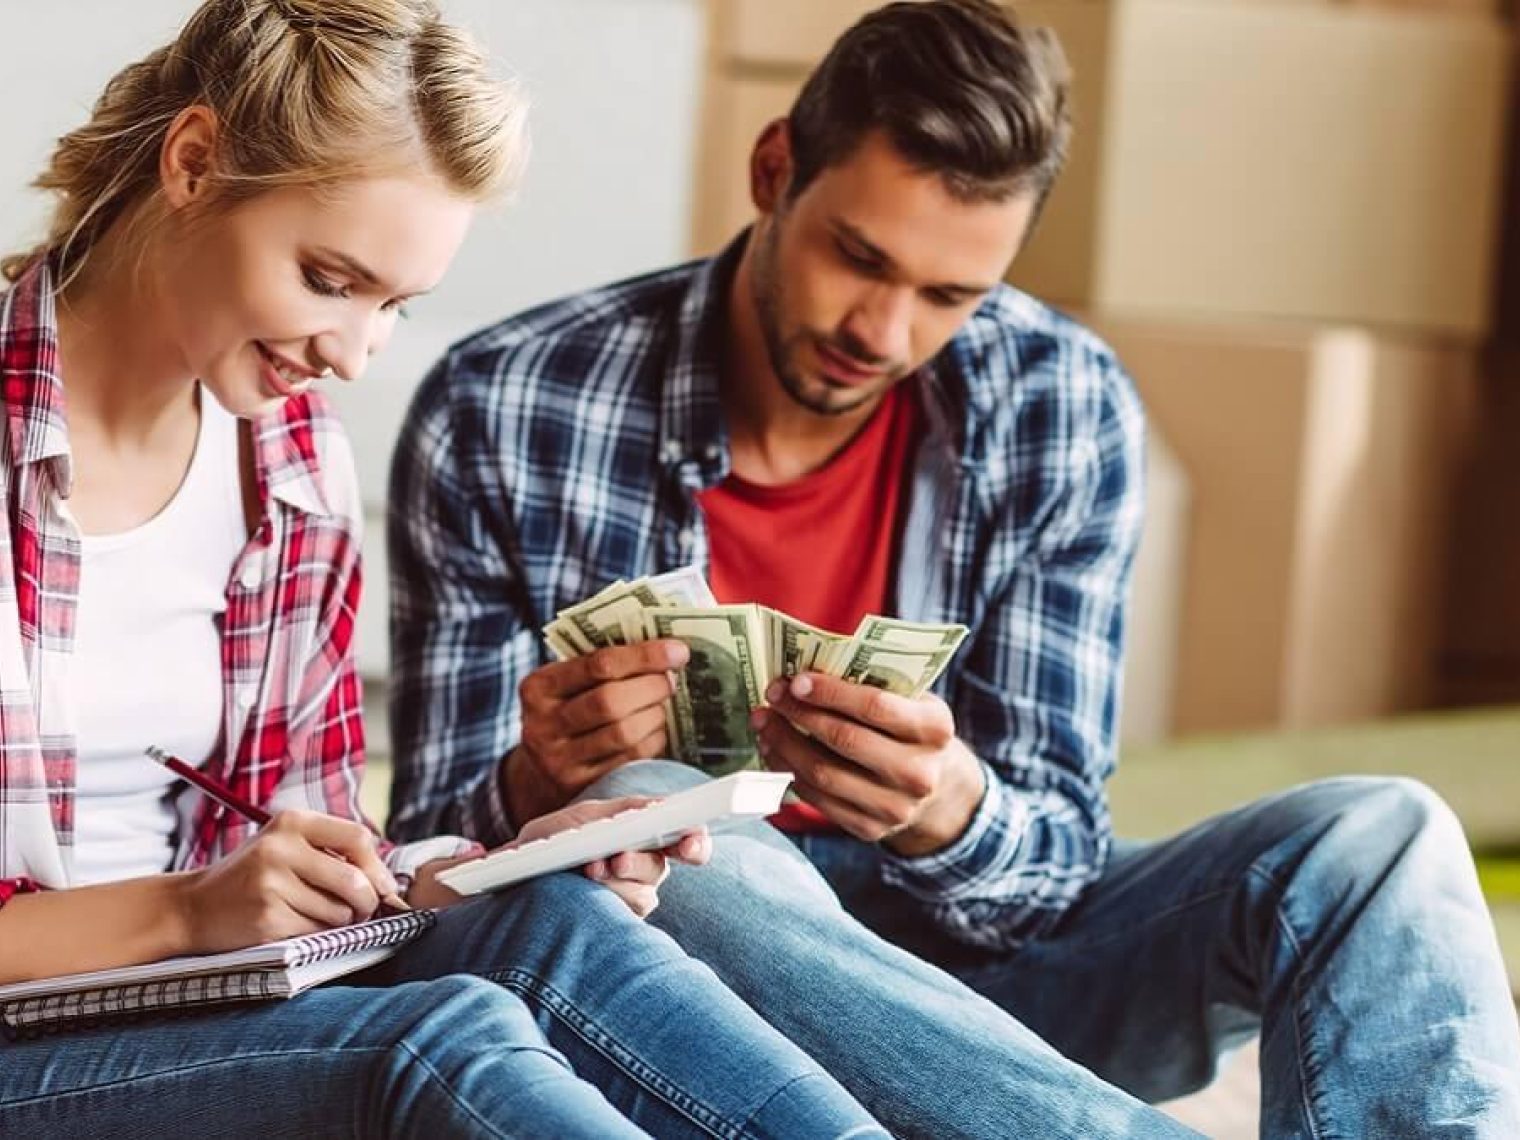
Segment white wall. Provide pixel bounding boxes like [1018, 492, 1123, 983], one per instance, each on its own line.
[1, 0, 707, 677]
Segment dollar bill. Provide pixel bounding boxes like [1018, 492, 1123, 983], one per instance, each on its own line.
[767, 608, 850, 680]
[553, 580, 664, 650]
[848, 615, 969, 655]
[647, 565, 719, 608]
[836, 639, 959, 698]
[642, 605, 769, 775]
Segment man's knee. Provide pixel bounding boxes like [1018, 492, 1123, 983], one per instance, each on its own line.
[1298, 775, 1472, 887]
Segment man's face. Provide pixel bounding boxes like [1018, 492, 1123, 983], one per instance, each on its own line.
[749, 130, 1036, 418]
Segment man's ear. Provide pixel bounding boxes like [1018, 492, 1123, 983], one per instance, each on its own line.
[749, 118, 795, 217]
[160, 105, 219, 210]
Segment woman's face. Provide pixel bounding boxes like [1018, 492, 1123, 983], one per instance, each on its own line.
[158, 173, 475, 417]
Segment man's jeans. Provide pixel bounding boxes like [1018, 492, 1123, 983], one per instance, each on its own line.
[589, 762, 1520, 1139]
[0, 872, 885, 1139]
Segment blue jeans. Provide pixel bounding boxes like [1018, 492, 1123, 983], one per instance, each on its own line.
[0, 872, 885, 1138]
[588, 762, 1520, 1139]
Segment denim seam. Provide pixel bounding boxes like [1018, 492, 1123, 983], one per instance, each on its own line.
[1248, 862, 1343, 1140]
[0, 1045, 387, 1111]
[488, 967, 745, 1139]
[390, 1037, 514, 1140]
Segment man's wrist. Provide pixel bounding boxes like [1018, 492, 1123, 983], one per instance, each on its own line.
[498, 746, 528, 832]
[499, 745, 558, 832]
[884, 741, 986, 858]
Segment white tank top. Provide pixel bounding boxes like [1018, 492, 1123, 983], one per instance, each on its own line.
[71, 388, 247, 885]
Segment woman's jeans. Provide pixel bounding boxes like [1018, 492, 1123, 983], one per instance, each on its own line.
[0, 872, 886, 1139]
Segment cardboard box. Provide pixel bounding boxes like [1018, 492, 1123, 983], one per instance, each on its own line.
[1015, 0, 1509, 335]
[1438, 348, 1520, 707]
[692, 73, 795, 254]
[1083, 315, 1478, 733]
[694, 1, 1511, 335]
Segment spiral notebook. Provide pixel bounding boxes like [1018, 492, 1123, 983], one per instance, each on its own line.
[0, 908, 435, 1037]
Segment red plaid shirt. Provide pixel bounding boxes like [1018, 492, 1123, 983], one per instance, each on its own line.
[0, 260, 464, 904]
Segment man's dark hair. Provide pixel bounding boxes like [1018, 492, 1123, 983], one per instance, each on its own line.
[786, 0, 1072, 206]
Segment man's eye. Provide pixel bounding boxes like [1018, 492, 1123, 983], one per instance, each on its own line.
[839, 245, 880, 273]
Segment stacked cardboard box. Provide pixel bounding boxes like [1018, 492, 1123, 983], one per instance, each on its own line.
[693, 0, 1513, 734]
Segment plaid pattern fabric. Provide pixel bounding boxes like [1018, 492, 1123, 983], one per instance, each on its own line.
[388, 239, 1146, 950]
[0, 260, 462, 900]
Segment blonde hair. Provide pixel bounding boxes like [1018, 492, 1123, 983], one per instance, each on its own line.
[3, 0, 528, 284]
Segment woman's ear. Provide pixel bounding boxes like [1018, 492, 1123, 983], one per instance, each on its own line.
[160, 105, 220, 209]
[749, 118, 795, 217]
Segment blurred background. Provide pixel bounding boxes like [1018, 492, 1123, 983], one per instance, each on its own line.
[3, 2, 1517, 1130]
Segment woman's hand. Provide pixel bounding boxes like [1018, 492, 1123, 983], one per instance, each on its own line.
[177, 810, 400, 953]
[409, 796, 712, 918]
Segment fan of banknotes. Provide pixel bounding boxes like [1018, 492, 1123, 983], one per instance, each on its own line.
[542, 566, 969, 776]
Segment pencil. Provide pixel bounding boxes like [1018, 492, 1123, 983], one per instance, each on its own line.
[145, 746, 411, 917]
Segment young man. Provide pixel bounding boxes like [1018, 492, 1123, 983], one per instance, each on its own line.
[388, 1, 1520, 1134]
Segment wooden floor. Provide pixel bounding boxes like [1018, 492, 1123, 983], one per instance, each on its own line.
[1160, 1040, 1259, 1138]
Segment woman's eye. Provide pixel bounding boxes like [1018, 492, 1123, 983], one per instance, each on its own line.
[301, 267, 347, 299]
[382, 299, 412, 319]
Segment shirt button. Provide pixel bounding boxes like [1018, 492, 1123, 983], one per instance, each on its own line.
[662, 441, 682, 463]
[703, 444, 721, 462]
[236, 688, 256, 711]
[238, 563, 262, 591]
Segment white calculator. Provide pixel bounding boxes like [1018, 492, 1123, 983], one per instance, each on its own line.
[437, 771, 794, 896]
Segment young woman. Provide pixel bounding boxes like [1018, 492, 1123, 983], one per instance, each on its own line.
[0, 2, 884, 1136]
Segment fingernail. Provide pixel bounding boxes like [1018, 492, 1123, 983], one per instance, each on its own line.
[791, 675, 813, 699]
[750, 708, 769, 730]
[765, 680, 785, 704]
[664, 642, 690, 668]
[382, 873, 401, 896]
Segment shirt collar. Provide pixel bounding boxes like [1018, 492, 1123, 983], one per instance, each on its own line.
[3, 257, 331, 517]
[659, 232, 743, 480]
[1, 258, 75, 489]
[252, 395, 335, 518]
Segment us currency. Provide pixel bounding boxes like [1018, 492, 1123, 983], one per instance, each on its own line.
[835, 638, 961, 698]
[821, 616, 968, 694]
[847, 615, 968, 656]
[542, 570, 968, 767]
[554, 580, 664, 651]
[766, 608, 852, 680]
[641, 605, 770, 775]
[647, 565, 719, 608]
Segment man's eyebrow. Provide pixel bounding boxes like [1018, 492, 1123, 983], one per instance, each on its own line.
[830, 220, 996, 296]
[830, 220, 896, 269]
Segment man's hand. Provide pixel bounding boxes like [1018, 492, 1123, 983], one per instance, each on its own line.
[502, 640, 690, 825]
[751, 673, 986, 856]
[409, 797, 712, 918]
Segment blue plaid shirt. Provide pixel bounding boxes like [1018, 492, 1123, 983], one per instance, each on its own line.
[387, 238, 1145, 950]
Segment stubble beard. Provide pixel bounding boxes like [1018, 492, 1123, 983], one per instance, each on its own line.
[750, 221, 890, 419]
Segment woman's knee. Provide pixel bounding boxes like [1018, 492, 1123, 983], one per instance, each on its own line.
[576, 759, 705, 802]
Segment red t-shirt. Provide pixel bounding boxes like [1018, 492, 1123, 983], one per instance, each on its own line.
[698, 383, 919, 831]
